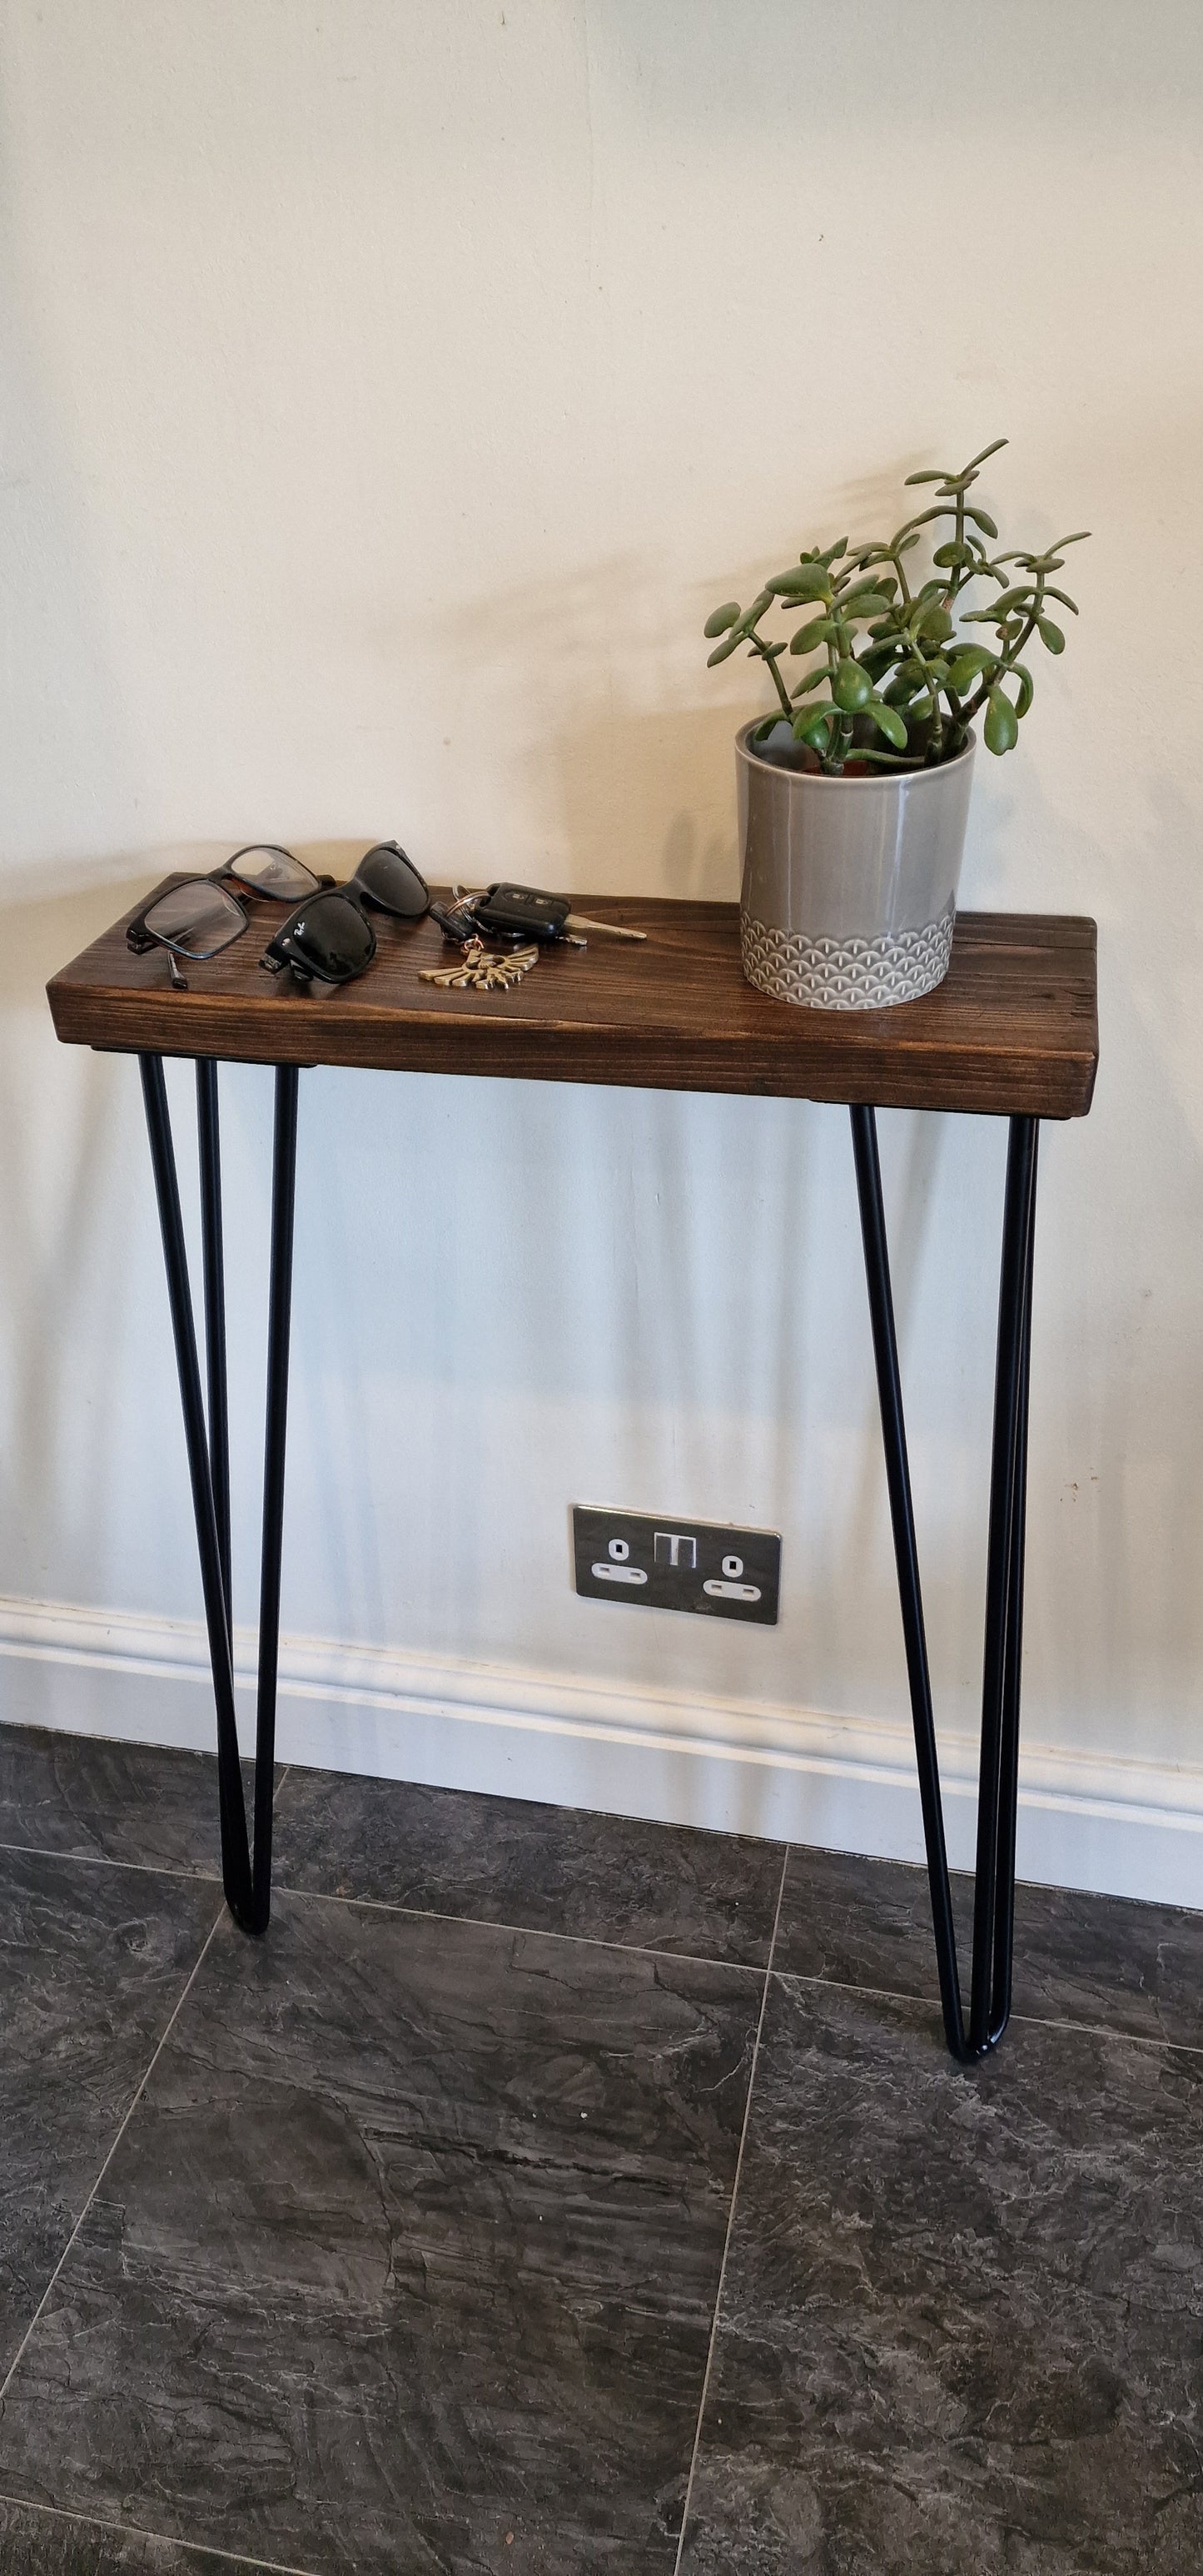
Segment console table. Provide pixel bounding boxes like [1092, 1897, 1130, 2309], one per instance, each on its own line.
[47, 897, 1098, 2065]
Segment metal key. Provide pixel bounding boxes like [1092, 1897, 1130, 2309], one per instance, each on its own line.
[562, 910, 646, 942]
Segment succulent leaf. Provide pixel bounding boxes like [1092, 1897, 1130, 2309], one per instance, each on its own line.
[984, 687, 1020, 754]
[964, 437, 1009, 471]
[768, 564, 830, 600]
[833, 659, 872, 713]
[703, 601, 741, 639]
[947, 648, 996, 692]
[868, 699, 908, 748]
[916, 602, 954, 641]
[793, 704, 835, 747]
[838, 591, 894, 622]
[789, 616, 834, 654]
[858, 640, 901, 679]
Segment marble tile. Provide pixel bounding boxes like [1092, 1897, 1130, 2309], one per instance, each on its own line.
[680, 1977, 1203, 2574]
[0, 1892, 761, 2574]
[0, 1849, 219, 2384]
[773, 1843, 973, 2003]
[775, 1844, 1203, 2051]
[0, 1723, 237, 1881]
[0, 2498, 278, 2575]
[995, 1879, 1203, 2053]
[273, 1764, 785, 1966]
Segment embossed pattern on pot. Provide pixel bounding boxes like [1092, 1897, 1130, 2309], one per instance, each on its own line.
[740, 908, 956, 1008]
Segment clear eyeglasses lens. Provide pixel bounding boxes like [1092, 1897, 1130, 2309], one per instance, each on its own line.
[227, 845, 321, 898]
[143, 882, 246, 960]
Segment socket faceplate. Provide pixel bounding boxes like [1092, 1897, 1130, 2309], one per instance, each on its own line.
[572, 1505, 780, 1625]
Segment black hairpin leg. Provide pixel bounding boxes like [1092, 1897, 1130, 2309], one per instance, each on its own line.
[196, 1062, 231, 1624]
[850, 1104, 1038, 2064]
[141, 1055, 299, 1934]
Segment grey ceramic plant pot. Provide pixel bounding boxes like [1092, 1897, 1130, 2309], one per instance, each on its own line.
[737, 721, 976, 1009]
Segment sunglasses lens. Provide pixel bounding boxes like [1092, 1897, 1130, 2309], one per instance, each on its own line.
[144, 882, 246, 959]
[354, 843, 430, 918]
[228, 845, 321, 899]
[280, 891, 375, 982]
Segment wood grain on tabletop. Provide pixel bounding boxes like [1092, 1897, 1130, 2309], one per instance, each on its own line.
[47, 893, 1098, 1120]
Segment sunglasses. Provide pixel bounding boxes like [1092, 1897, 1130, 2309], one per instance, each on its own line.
[258, 843, 430, 987]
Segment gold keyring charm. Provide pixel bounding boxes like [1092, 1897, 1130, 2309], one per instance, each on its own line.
[420, 939, 539, 993]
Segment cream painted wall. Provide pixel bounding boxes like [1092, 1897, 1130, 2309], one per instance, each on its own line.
[1, 1, 1201, 1893]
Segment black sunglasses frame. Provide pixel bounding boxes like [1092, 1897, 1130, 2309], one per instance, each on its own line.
[259, 843, 430, 987]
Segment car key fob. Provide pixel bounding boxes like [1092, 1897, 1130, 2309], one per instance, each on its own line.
[429, 897, 482, 943]
[471, 883, 574, 943]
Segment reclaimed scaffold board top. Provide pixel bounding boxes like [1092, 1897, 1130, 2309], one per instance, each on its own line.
[47, 896, 1098, 1120]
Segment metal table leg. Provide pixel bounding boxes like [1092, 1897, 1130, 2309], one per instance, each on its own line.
[141, 1054, 299, 1935]
[850, 1104, 1039, 2063]
[142, 1048, 1036, 2012]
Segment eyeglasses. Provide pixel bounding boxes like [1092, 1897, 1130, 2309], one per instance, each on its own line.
[124, 842, 429, 991]
[126, 846, 330, 988]
[259, 843, 430, 986]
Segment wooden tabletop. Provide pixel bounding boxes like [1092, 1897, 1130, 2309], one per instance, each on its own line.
[47, 893, 1098, 1119]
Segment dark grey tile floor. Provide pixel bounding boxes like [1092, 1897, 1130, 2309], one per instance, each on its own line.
[0, 1727, 1198, 2573]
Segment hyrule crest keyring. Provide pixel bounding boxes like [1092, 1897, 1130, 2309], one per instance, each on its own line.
[420, 935, 539, 993]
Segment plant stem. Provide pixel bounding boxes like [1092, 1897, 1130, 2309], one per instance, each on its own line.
[750, 634, 794, 720]
[959, 574, 1045, 729]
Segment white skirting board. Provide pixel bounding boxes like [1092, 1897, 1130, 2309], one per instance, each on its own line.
[0, 1594, 1199, 1909]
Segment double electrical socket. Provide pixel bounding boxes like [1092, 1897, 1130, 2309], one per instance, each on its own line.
[572, 1505, 780, 1626]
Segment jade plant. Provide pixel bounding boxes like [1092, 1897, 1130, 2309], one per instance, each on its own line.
[703, 440, 1087, 773]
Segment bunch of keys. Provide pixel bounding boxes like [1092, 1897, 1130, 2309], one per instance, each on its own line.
[420, 935, 539, 992]
[420, 881, 647, 998]
[429, 883, 648, 952]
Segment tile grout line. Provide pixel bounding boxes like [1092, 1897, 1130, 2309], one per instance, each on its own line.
[771, 1969, 1203, 2061]
[0, 2487, 321, 2576]
[0, 1836, 222, 1886]
[673, 1842, 791, 2574]
[271, 1877, 768, 1977]
[0, 1898, 227, 2413]
[1007, 2006, 1203, 2061]
[0, 1763, 295, 1889]
[4, 1803, 1194, 2050]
